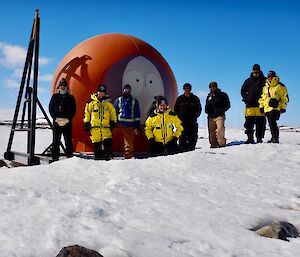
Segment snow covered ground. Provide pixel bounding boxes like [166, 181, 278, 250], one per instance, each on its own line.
[0, 126, 300, 257]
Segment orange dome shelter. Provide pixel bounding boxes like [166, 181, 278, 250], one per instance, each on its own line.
[51, 33, 177, 153]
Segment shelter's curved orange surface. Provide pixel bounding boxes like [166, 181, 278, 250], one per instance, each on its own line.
[51, 33, 177, 153]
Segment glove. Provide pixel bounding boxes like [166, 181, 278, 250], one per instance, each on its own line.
[84, 122, 91, 131]
[110, 121, 116, 130]
[269, 98, 279, 108]
[149, 138, 155, 148]
[173, 137, 179, 144]
[55, 118, 69, 127]
[260, 108, 264, 114]
[280, 109, 286, 114]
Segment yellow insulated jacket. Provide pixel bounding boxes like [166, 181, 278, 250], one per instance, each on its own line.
[145, 108, 183, 145]
[259, 76, 289, 113]
[83, 94, 117, 143]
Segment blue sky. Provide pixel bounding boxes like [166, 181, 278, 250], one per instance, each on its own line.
[0, 0, 299, 127]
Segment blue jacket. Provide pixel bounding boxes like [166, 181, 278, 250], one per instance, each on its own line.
[114, 95, 140, 127]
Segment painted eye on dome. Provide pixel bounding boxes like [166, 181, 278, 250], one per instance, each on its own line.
[145, 73, 164, 97]
[122, 70, 144, 97]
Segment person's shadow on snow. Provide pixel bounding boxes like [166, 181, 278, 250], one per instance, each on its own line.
[226, 140, 245, 147]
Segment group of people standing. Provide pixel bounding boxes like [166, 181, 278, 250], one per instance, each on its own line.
[241, 64, 289, 144]
[48, 63, 288, 161]
[81, 82, 202, 160]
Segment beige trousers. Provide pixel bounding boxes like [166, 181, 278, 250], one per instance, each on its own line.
[114, 125, 135, 159]
[208, 116, 226, 147]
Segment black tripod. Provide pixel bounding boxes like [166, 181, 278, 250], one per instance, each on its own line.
[4, 9, 64, 165]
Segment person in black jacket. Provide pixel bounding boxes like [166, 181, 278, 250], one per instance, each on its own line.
[49, 78, 76, 161]
[241, 64, 266, 144]
[205, 82, 230, 148]
[174, 83, 202, 151]
[147, 96, 158, 117]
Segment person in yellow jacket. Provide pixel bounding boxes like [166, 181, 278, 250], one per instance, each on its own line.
[259, 71, 289, 143]
[83, 84, 117, 160]
[145, 96, 183, 156]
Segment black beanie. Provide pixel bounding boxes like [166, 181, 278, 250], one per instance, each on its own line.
[57, 78, 67, 88]
[209, 81, 218, 88]
[97, 84, 106, 93]
[156, 95, 168, 105]
[252, 64, 261, 71]
[123, 84, 131, 92]
[183, 83, 192, 90]
[268, 70, 276, 77]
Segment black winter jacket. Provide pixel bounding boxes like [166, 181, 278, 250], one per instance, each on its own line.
[241, 71, 266, 107]
[205, 89, 230, 118]
[174, 93, 202, 124]
[49, 93, 76, 121]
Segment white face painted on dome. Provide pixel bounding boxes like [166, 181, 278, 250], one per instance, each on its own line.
[122, 56, 164, 122]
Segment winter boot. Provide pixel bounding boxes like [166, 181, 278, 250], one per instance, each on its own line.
[267, 138, 279, 143]
[245, 137, 255, 144]
[93, 142, 104, 160]
[256, 138, 263, 143]
[245, 130, 255, 144]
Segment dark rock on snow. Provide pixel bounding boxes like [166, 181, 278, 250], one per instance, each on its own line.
[254, 221, 299, 241]
[0, 159, 8, 167]
[56, 245, 104, 257]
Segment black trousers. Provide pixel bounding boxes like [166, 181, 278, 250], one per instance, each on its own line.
[244, 116, 266, 140]
[266, 110, 280, 140]
[179, 122, 198, 151]
[93, 138, 113, 160]
[151, 139, 179, 157]
[52, 122, 73, 160]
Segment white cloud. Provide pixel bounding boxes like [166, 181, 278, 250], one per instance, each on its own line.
[0, 42, 53, 68]
[3, 79, 20, 88]
[2, 76, 51, 99]
[10, 68, 53, 83]
[11, 68, 23, 78]
[39, 73, 53, 82]
[0, 42, 26, 68]
[38, 86, 49, 94]
[39, 56, 52, 66]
